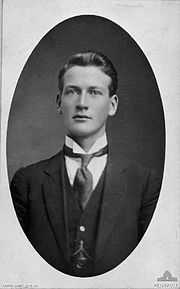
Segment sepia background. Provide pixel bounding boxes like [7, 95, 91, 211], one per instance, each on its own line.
[1, 0, 180, 288]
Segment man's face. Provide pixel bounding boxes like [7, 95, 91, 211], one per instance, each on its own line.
[57, 65, 118, 141]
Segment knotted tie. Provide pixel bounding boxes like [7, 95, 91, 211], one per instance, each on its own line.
[63, 144, 108, 210]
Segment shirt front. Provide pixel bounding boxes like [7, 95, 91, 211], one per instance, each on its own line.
[65, 134, 108, 190]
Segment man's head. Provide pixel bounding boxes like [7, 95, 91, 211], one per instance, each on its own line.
[58, 51, 118, 96]
[57, 51, 118, 145]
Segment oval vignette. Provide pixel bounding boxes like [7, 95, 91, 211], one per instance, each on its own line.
[7, 15, 165, 277]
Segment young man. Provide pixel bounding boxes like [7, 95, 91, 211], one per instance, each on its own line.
[10, 51, 161, 277]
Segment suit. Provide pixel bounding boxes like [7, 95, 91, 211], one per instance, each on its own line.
[10, 147, 161, 276]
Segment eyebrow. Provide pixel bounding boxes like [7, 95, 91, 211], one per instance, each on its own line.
[88, 86, 103, 90]
[64, 85, 103, 90]
[64, 85, 81, 91]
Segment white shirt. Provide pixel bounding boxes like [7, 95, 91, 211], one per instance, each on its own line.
[65, 134, 108, 190]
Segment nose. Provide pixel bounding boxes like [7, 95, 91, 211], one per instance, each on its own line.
[76, 91, 88, 110]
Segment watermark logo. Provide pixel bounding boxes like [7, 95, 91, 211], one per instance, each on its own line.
[154, 271, 179, 288]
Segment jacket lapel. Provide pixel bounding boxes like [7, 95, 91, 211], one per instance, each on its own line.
[42, 151, 70, 262]
[95, 149, 129, 260]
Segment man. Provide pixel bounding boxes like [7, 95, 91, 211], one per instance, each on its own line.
[10, 51, 161, 277]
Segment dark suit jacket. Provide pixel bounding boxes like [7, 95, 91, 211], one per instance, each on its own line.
[10, 148, 161, 276]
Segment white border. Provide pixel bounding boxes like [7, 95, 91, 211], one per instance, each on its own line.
[1, 0, 180, 288]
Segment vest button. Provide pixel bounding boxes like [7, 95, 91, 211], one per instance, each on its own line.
[80, 226, 85, 232]
[76, 263, 83, 269]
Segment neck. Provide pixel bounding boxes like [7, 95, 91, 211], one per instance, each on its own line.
[68, 130, 106, 152]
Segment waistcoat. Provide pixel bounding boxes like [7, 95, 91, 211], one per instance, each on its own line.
[63, 163, 106, 277]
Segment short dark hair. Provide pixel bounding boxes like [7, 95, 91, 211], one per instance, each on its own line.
[58, 51, 118, 96]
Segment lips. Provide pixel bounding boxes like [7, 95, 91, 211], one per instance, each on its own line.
[73, 115, 91, 119]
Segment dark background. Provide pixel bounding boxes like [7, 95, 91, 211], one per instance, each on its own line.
[7, 15, 165, 181]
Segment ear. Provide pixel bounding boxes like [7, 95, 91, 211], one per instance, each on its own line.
[108, 94, 118, 116]
[56, 94, 62, 113]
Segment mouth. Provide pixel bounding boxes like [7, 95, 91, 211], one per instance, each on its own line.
[73, 115, 91, 120]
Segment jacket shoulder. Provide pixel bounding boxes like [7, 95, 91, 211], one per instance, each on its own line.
[12, 150, 63, 180]
[110, 151, 153, 176]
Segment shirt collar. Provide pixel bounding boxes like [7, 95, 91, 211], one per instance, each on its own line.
[65, 133, 108, 154]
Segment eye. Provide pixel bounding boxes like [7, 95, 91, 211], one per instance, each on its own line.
[64, 87, 79, 96]
[88, 88, 102, 96]
[64, 88, 75, 95]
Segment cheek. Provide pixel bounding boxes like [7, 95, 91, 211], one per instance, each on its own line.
[62, 96, 75, 107]
[62, 103, 74, 116]
[95, 102, 110, 116]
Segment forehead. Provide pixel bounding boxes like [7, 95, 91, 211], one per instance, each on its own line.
[63, 65, 111, 88]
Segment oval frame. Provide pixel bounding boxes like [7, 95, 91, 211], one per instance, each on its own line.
[7, 15, 165, 277]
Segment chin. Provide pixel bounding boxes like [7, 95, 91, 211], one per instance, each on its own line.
[69, 128, 105, 143]
[67, 121, 106, 140]
[70, 129, 93, 139]
[68, 125, 95, 138]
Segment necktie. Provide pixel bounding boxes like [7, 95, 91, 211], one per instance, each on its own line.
[63, 144, 108, 210]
